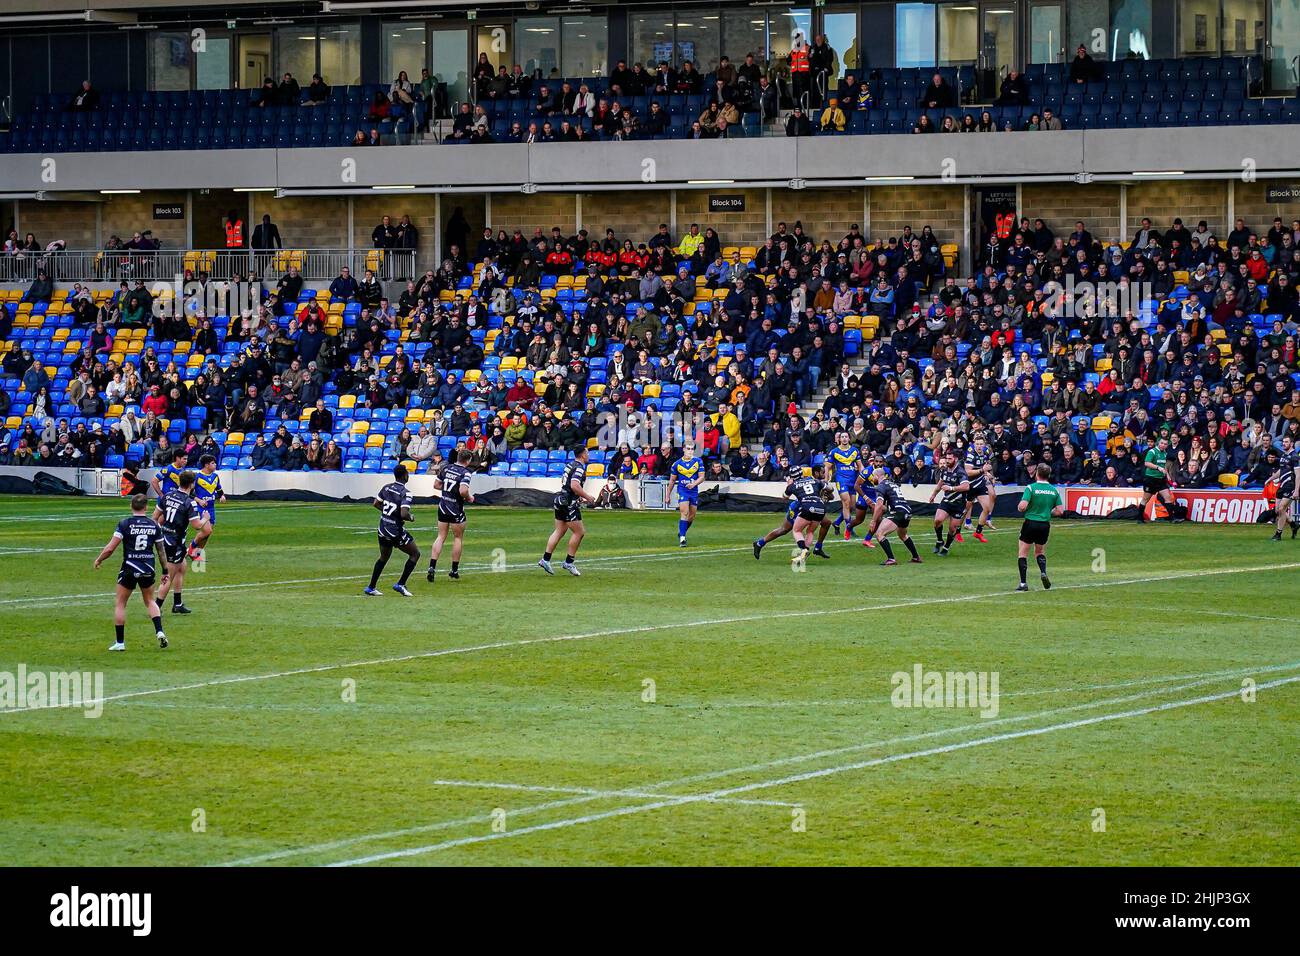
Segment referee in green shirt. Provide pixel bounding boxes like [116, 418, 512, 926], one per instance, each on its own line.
[1016, 463, 1064, 592]
[1138, 434, 1178, 522]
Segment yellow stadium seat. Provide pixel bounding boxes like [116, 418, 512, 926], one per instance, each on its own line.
[338, 394, 357, 409]
[643, 383, 661, 398]
[351, 421, 370, 434]
[556, 276, 573, 288]
[572, 275, 587, 289]
[52, 328, 69, 341]
[499, 356, 520, 370]
[225, 432, 244, 445]
[405, 409, 425, 422]
[401, 459, 417, 472]
[1094, 357, 1113, 372]
[1210, 328, 1227, 341]
[7, 416, 23, 430]
[586, 463, 605, 477]
[463, 369, 481, 383]
[172, 341, 191, 354]
[366, 433, 384, 447]
[1040, 371, 1055, 385]
[843, 315, 862, 329]
[587, 383, 605, 397]
[1218, 473, 1239, 488]
[1091, 416, 1112, 431]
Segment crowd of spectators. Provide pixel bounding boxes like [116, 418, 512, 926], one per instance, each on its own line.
[2, 209, 1299, 491]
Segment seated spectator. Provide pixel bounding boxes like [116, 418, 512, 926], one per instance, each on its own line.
[917, 73, 956, 109]
[305, 74, 331, 105]
[67, 80, 99, 112]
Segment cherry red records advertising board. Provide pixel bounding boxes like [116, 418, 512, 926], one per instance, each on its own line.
[1064, 486, 1273, 524]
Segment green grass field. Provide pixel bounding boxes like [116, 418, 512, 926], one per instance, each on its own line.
[0, 494, 1296, 867]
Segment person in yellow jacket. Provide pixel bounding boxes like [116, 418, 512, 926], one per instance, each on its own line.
[678, 223, 705, 268]
[819, 97, 846, 132]
[714, 402, 742, 454]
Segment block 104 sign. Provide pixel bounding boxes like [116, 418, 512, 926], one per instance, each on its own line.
[709, 195, 746, 212]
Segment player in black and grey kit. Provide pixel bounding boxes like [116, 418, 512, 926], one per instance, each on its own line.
[1269, 439, 1298, 541]
[539, 446, 595, 576]
[961, 434, 996, 542]
[367, 464, 422, 597]
[927, 448, 971, 555]
[868, 473, 923, 566]
[427, 448, 476, 582]
[785, 462, 834, 566]
[95, 493, 169, 651]
[153, 471, 211, 615]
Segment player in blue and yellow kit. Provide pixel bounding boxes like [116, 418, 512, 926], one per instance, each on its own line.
[190, 454, 225, 560]
[667, 442, 704, 547]
[828, 433, 863, 539]
[150, 448, 189, 506]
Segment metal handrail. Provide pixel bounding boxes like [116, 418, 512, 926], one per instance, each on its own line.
[0, 248, 418, 284]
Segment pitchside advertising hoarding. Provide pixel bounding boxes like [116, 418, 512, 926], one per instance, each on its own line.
[1065, 486, 1272, 524]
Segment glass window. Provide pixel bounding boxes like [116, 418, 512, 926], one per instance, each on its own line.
[319, 23, 361, 86]
[563, 16, 608, 77]
[276, 28, 317, 85]
[1111, 0, 1153, 58]
[823, 9, 859, 78]
[1221, 0, 1266, 54]
[938, 4, 978, 65]
[1030, 4, 1065, 63]
[722, 8, 768, 65]
[151, 32, 191, 91]
[896, 3, 938, 67]
[384, 22, 427, 80]
[1177, 0, 1220, 53]
[516, 16, 560, 77]
[477, 24, 513, 74]
[771, 7, 813, 62]
[676, 12, 720, 72]
[1066, 0, 1107, 56]
[430, 28, 469, 105]
[1267, 0, 1300, 91]
[632, 11, 676, 68]
[195, 36, 231, 90]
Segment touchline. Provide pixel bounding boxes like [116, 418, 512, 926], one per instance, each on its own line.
[49, 886, 151, 937]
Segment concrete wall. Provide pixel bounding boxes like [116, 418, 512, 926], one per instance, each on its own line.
[1021, 183, 1122, 244]
[5, 125, 1300, 194]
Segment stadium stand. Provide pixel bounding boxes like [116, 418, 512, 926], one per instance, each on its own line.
[3, 213, 1299, 490]
[3, 56, 1292, 152]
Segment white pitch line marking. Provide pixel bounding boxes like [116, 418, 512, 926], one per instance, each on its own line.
[214, 663, 1300, 865]
[427, 778, 800, 808]
[328, 675, 1300, 866]
[6, 561, 1300, 716]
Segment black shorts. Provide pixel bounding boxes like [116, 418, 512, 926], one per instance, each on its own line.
[378, 529, 414, 549]
[554, 496, 582, 523]
[797, 503, 827, 522]
[117, 567, 156, 591]
[1142, 475, 1169, 495]
[966, 479, 988, 501]
[161, 534, 186, 566]
[1019, 519, 1051, 545]
[437, 503, 467, 525]
[939, 495, 966, 515]
[888, 510, 912, 529]
[1278, 474, 1296, 499]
